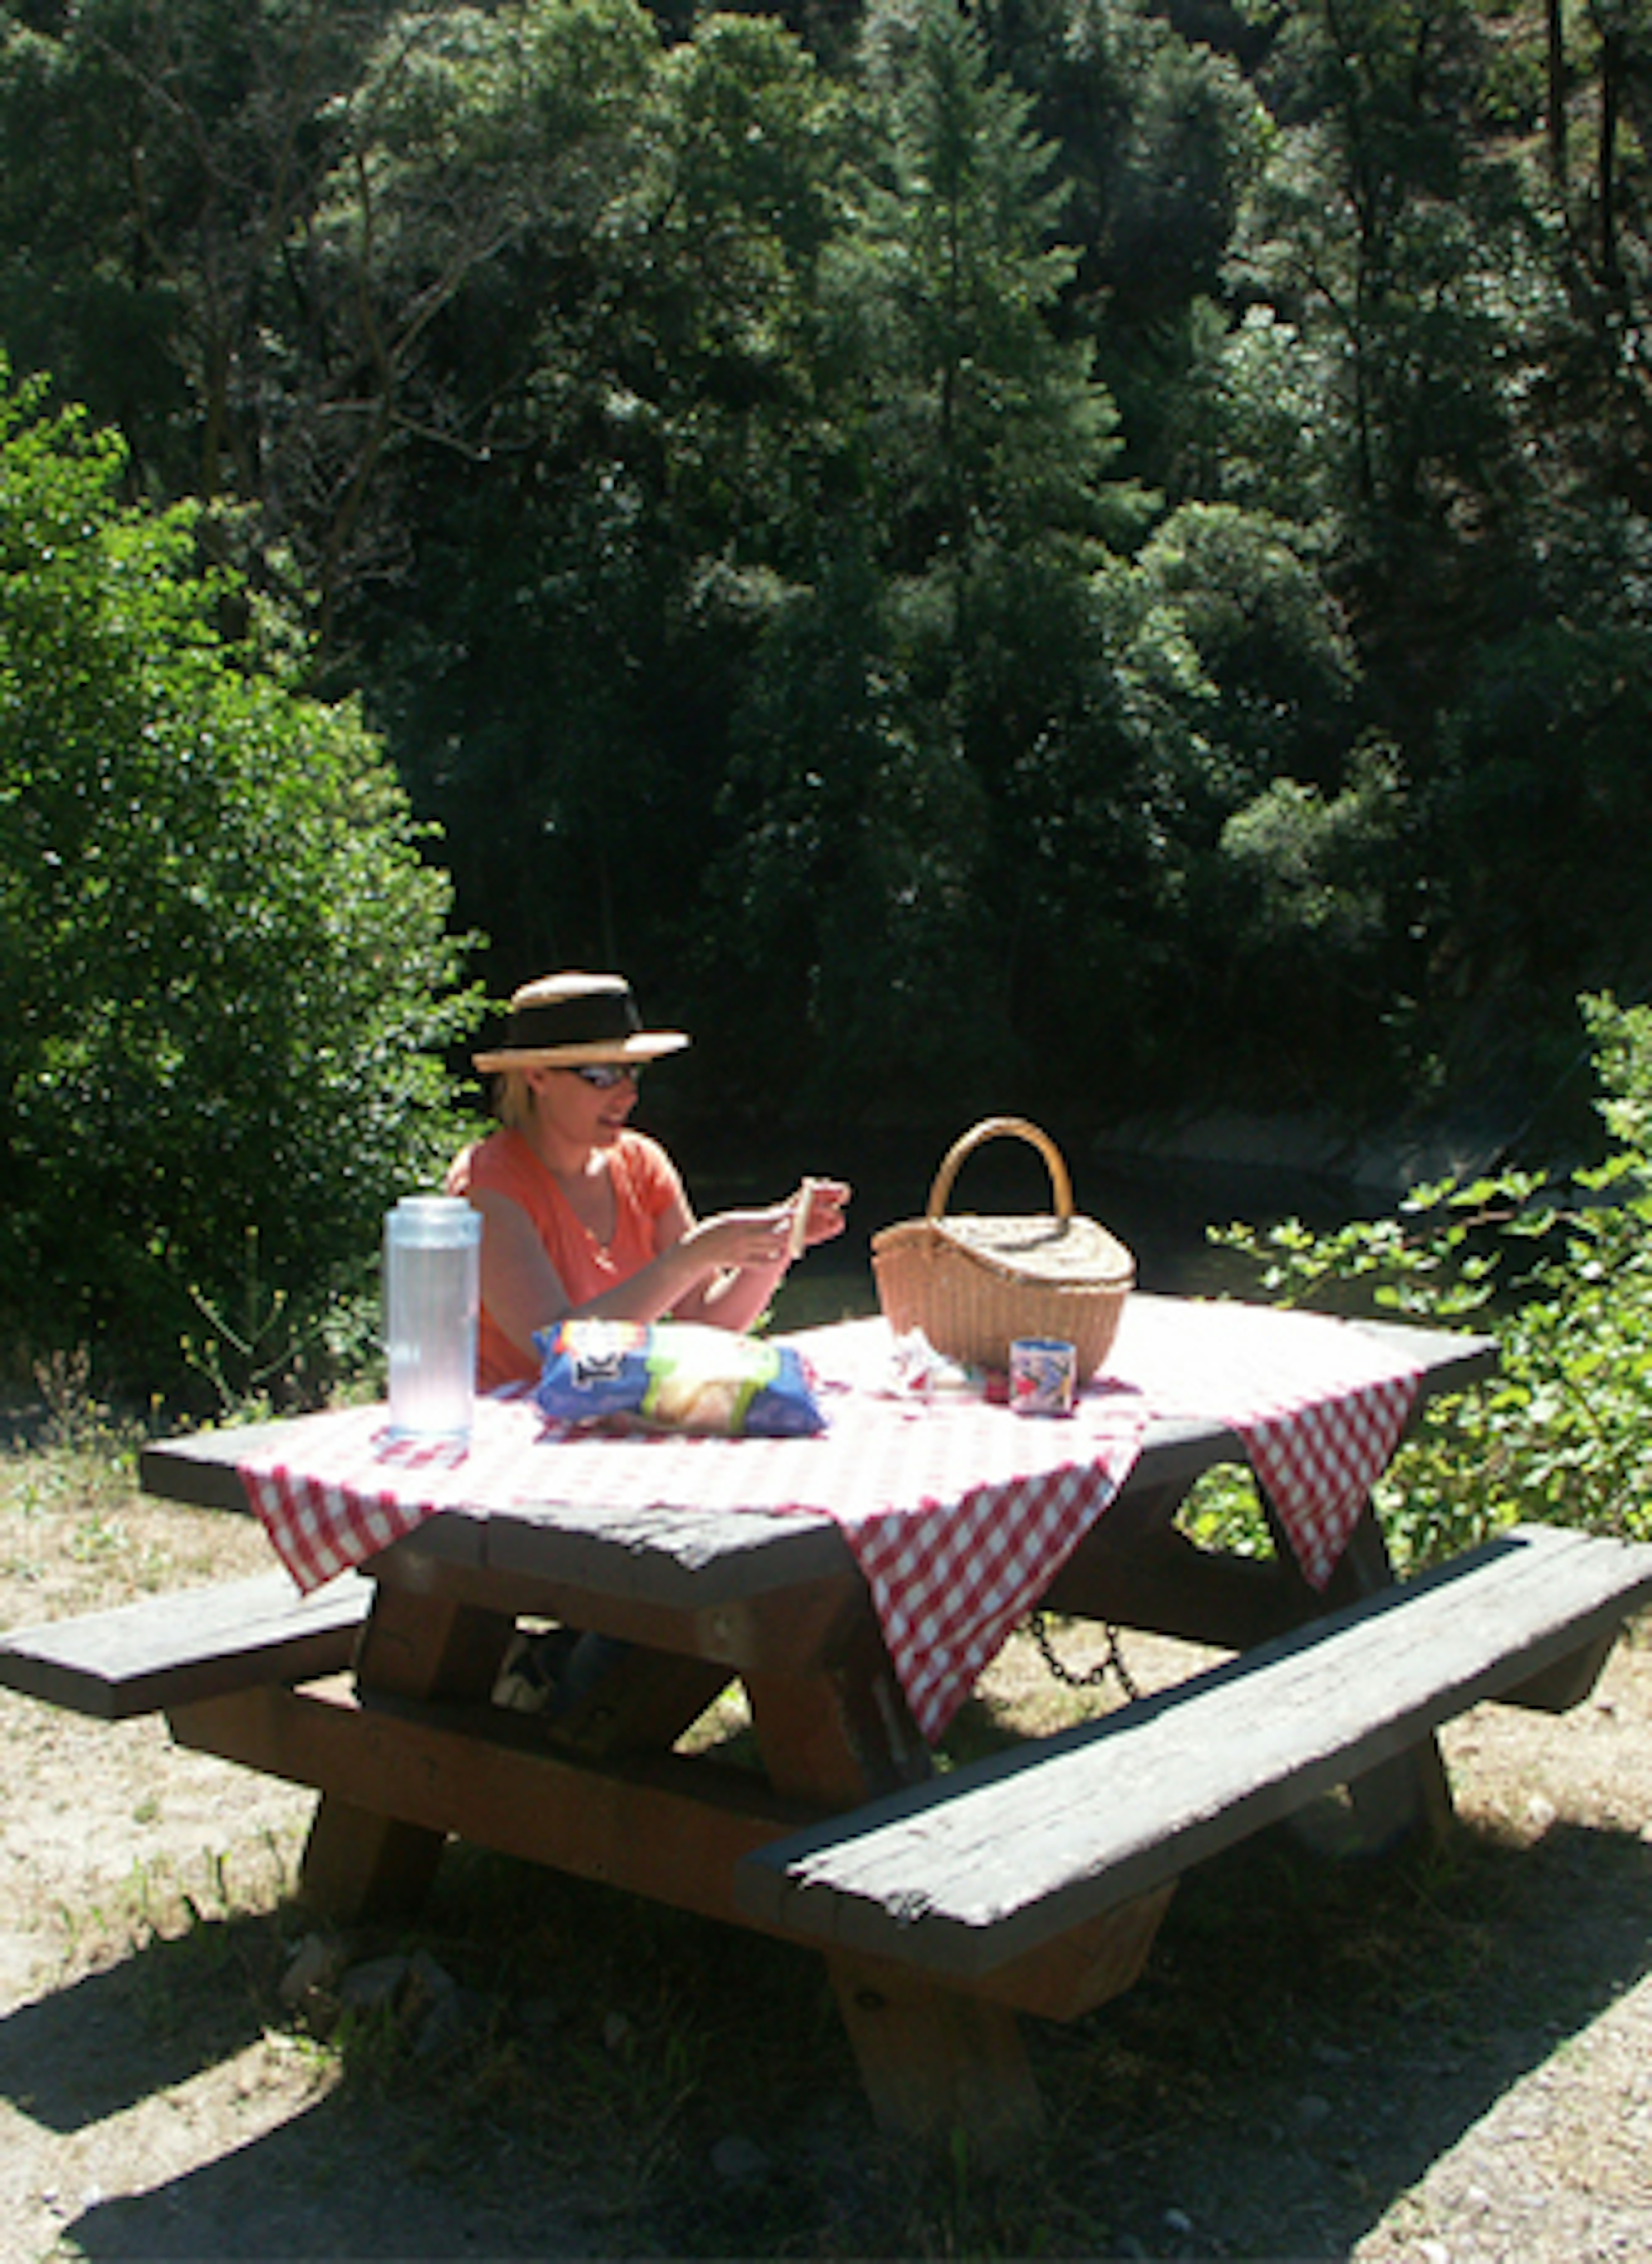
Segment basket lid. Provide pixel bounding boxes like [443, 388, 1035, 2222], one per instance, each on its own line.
[934, 1211, 1134, 1288]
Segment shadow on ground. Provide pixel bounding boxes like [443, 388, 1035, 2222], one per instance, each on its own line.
[5, 1803, 1649, 2263]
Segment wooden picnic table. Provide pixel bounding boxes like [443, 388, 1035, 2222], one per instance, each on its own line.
[15, 1295, 1652, 2152]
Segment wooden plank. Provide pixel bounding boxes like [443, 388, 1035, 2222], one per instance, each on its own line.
[737, 1525, 1652, 1978]
[1353, 1310, 1498, 1393]
[363, 1547, 870, 1681]
[476, 1509, 866, 1643]
[167, 1682, 814, 1927]
[1499, 1628, 1621, 1714]
[0, 1571, 370, 1721]
[298, 1799, 450, 1924]
[544, 1649, 736, 1761]
[137, 1424, 492, 1573]
[744, 1608, 932, 1807]
[1042, 1518, 1310, 1650]
[139, 1421, 856, 1607]
[1297, 1503, 1454, 1847]
[134, 1307, 1496, 1616]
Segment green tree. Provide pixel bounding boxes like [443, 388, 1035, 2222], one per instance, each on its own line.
[1128, 500, 1358, 792]
[699, 544, 1011, 1119]
[1531, 0, 1652, 518]
[995, 502, 1381, 1110]
[0, 366, 479, 1398]
[1222, 0, 1530, 588]
[0, 0, 398, 518]
[346, 6, 854, 1003]
[0, 0, 654, 648]
[1421, 618, 1652, 1104]
[980, 0, 1270, 489]
[293, 0, 666, 651]
[844, 0, 1132, 572]
[698, 0, 1148, 1118]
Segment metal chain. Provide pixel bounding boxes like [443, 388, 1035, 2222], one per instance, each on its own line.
[1027, 1612, 1142, 1703]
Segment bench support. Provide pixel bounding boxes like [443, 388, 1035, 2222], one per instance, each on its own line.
[1498, 1628, 1621, 1714]
[167, 1680, 809, 1927]
[829, 1953, 1045, 2158]
[299, 1799, 450, 1921]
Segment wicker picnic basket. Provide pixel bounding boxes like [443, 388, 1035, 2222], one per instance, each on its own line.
[870, 1117, 1134, 1380]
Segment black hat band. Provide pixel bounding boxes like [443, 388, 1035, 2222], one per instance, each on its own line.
[503, 990, 643, 1052]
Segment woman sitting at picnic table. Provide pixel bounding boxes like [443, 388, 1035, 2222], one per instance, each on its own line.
[447, 969, 850, 1391]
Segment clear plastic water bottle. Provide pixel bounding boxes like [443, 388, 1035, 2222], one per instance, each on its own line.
[383, 1195, 482, 1444]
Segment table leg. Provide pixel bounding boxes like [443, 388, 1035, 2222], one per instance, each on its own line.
[743, 1612, 929, 1807]
[744, 1621, 1044, 2152]
[299, 1800, 450, 1921]
[298, 1584, 514, 1920]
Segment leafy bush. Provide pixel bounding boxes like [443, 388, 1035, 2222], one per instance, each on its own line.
[1200, 993, 1652, 1567]
[0, 367, 482, 1403]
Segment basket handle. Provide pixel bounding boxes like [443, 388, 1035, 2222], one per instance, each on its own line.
[926, 1117, 1075, 1224]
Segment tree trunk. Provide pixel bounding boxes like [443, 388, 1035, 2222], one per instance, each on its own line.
[1547, 0, 1567, 191]
[1599, 25, 1622, 284]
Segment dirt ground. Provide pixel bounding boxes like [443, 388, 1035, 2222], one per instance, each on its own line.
[4, 1458, 1652, 2263]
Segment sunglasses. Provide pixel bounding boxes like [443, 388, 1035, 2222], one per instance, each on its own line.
[566, 1061, 644, 1090]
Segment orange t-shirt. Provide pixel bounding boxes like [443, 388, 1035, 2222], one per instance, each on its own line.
[446, 1126, 685, 1389]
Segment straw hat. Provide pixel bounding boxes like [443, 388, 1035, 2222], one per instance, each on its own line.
[472, 972, 690, 1074]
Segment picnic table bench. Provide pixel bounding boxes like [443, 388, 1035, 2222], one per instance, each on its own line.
[740, 1523, 1652, 1984]
[6, 1300, 1652, 2152]
[0, 1569, 370, 1719]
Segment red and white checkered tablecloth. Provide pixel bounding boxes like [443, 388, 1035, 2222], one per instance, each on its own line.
[237, 1301, 1429, 1740]
[243, 1391, 548, 1595]
[239, 1373, 1149, 1741]
[1106, 1297, 1428, 1588]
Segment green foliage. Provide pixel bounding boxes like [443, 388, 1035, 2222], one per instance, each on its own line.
[849, 0, 1134, 561]
[1202, 995, 1652, 1566]
[0, 0, 398, 507]
[999, 0, 1270, 351]
[0, 365, 481, 1401]
[1223, 0, 1526, 600]
[696, 0, 1150, 1118]
[1220, 760, 1398, 952]
[345, 0, 855, 997]
[3, 0, 1652, 1141]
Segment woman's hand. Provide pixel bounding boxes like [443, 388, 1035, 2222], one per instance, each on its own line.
[681, 1205, 795, 1277]
[664, 1177, 851, 1331]
[688, 1180, 853, 1274]
[787, 1177, 851, 1252]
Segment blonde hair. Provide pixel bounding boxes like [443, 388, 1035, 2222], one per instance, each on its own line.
[494, 1069, 536, 1131]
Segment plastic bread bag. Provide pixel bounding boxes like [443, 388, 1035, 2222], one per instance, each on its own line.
[533, 1318, 826, 1438]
